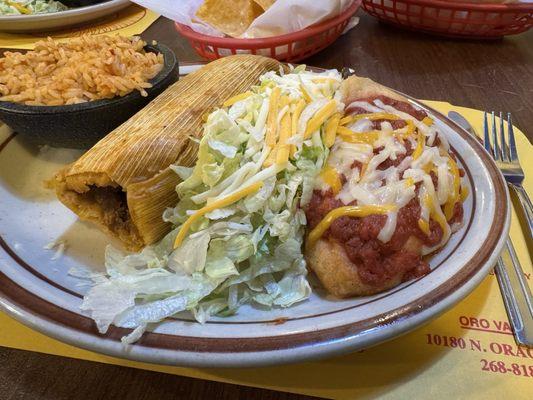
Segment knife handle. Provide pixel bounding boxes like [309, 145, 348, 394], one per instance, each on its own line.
[494, 239, 533, 347]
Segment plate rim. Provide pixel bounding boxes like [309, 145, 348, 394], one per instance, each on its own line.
[0, 66, 511, 366]
[0, 0, 130, 22]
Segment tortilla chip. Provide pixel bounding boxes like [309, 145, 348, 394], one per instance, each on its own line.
[196, 0, 264, 38]
[253, 0, 275, 11]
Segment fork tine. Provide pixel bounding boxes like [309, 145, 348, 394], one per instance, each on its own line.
[499, 111, 509, 162]
[507, 113, 518, 162]
[492, 111, 501, 161]
[483, 111, 493, 156]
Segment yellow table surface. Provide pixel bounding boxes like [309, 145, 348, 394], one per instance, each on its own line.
[0, 101, 532, 399]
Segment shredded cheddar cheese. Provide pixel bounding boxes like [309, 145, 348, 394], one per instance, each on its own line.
[360, 163, 368, 178]
[276, 97, 292, 165]
[223, 91, 253, 108]
[336, 126, 358, 136]
[340, 112, 400, 126]
[263, 147, 276, 167]
[312, 77, 338, 83]
[422, 117, 434, 126]
[418, 219, 430, 236]
[307, 205, 396, 247]
[337, 126, 379, 144]
[173, 182, 264, 249]
[324, 113, 341, 148]
[7, 0, 30, 14]
[422, 163, 434, 174]
[265, 87, 281, 146]
[290, 99, 306, 157]
[300, 83, 312, 103]
[412, 131, 425, 160]
[443, 156, 461, 220]
[304, 100, 337, 139]
[460, 185, 469, 202]
[319, 165, 342, 195]
[404, 120, 415, 137]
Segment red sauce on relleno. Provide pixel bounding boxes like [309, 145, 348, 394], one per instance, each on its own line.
[306, 191, 451, 286]
[306, 96, 464, 287]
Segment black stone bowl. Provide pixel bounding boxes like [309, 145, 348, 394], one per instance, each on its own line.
[0, 44, 178, 149]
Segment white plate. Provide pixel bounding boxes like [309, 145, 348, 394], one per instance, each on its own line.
[0, 64, 510, 367]
[0, 0, 130, 32]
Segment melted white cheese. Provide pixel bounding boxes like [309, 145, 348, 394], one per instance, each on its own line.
[373, 99, 431, 137]
[319, 100, 462, 249]
[348, 118, 373, 132]
[328, 140, 373, 177]
[347, 101, 383, 113]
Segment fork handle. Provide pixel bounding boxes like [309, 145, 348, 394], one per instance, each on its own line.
[509, 183, 533, 239]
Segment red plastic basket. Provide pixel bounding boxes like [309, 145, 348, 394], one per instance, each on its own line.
[362, 0, 533, 38]
[174, 0, 362, 62]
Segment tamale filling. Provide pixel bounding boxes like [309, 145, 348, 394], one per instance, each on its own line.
[86, 186, 130, 233]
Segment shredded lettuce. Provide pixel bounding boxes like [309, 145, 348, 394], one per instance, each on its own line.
[0, 0, 68, 15]
[80, 66, 343, 341]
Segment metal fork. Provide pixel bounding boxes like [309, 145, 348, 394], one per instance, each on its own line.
[483, 111, 533, 347]
[484, 112, 533, 236]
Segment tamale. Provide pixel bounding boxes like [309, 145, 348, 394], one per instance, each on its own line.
[54, 55, 282, 251]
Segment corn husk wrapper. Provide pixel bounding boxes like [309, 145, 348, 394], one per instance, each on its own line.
[54, 55, 282, 251]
